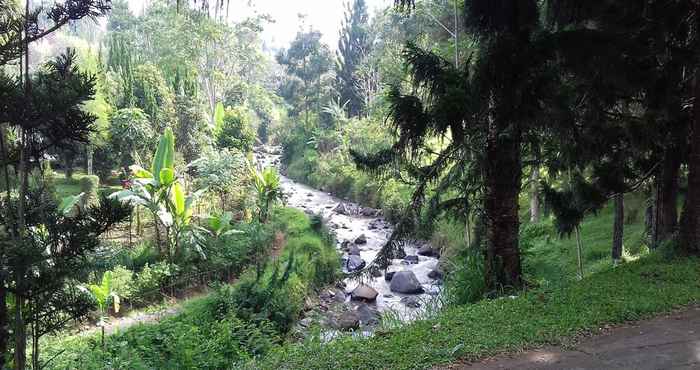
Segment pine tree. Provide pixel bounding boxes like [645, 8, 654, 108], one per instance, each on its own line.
[336, 0, 371, 118]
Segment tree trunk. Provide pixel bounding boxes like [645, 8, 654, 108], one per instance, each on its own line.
[64, 152, 74, 180]
[680, 68, 700, 254]
[653, 148, 681, 246]
[484, 122, 522, 290]
[0, 286, 8, 369]
[612, 193, 624, 263]
[529, 165, 540, 223]
[86, 145, 94, 175]
[14, 294, 26, 370]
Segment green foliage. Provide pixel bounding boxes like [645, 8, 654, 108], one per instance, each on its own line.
[108, 107, 156, 169]
[336, 0, 371, 117]
[85, 271, 121, 317]
[191, 148, 248, 211]
[108, 266, 136, 301]
[112, 128, 205, 263]
[174, 95, 211, 162]
[250, 166, 284, 223]
[132, 64, 176, 132]
[216, 107, 255, 152]
[43, 208, 339, 368]
[132, 262, 176, 305]
[276, 29, 334, 120]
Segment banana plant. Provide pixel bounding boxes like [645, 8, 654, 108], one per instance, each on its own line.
[203, 211, 241, 237]
[82, 271, 120, 348]
[111, 128, 205, 262]
[249, 165, 283, 223]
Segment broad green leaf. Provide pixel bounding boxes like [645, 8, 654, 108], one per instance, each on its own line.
[151, 128, 176, 185]
[159, 168, 175, 186]
[208, 216, 221, 232]
[172, 182, 186, 216]
[130, 165, 153, 179]
[214, 101, 226, 129]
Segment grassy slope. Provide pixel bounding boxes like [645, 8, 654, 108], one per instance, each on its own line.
[253, 253, 700, 369]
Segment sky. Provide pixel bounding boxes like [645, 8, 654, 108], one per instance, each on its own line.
[127, 0, 392, 51]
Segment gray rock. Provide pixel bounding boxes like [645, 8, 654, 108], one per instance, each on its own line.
[404, 255, 419, 264]
[299, 317, 314, 328]
[393, 247, 407, 259]
[355, 234, 368, 245]
[333, 289, 347, 303]
[346, 255, 366, 271]
[390, 271, 424, 294]
[428, 269, 444, 280]
[370, 268, 383, 278]
[401, 296, 421, 308]
[348, 244, 361, 256]
[340, 240, 351, 250]
[356, 304, 379, 326]
[417, 245, 440, 257]
[333, 203, 351, 215]
[333, 311, 360, 331]
[384, 271, 396, 282]
[360, 207, 380, 217]
[351, 284, 378, 302]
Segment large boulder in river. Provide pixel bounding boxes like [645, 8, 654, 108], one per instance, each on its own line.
[390, 271, 424, 294]
[417, 244, 440, 258]
[346, 255, 366, 271]
[354, 234, 368, 245]
[351, 284, 378, 302]
[333, 203, 352, 215]
[360, 207, 380, 217]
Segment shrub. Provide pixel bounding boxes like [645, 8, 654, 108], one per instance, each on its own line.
[216, 107, 255, 153]
[109, 265, 136, 301]
[133, 261, 177, 304]
[79, 175, 100, 208]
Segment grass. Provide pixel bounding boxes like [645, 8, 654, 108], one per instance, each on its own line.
[54, 170, 121, 199]
[522, 192, 648, 286]
[251, 252, 700, 369]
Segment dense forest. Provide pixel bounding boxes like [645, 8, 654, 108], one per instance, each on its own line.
[1, 0, 699, 369]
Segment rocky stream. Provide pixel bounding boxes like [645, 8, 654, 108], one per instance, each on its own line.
[254, 146, 443, 334]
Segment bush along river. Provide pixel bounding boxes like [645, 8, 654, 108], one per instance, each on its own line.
[254, 146, 443, 336]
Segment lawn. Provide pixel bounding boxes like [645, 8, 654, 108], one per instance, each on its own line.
[54, 170, 122, 199]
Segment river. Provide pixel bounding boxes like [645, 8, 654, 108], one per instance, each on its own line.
[254, 147, 442, 323]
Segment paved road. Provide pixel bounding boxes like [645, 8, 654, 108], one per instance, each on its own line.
[444, 305, 700, 370]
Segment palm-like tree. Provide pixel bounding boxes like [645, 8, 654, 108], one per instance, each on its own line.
[250, 166, 284, 223]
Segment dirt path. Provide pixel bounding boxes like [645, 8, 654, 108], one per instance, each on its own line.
[443, 305, 700, 370]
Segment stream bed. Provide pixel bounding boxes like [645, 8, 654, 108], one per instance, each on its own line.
[255, 146, 443, 331]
